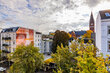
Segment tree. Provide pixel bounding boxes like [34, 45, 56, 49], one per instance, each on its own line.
[74, 42, 108, 73]
[68, 31, 76, 39]
[52, 44, 77, 73]
[52, 30, 70, 53]
[44, 58, 54, 64]
[83, 30, 93, 38]
[0, 50, 1, 60]
[0, 50, 1, 56]
[52, 40, 109, 73]
[9, 44, 44, 73]
[68, 33, 72, 38]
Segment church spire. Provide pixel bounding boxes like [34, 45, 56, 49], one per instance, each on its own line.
[89, 12, 95, 32]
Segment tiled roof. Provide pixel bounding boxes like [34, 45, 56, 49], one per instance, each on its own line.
[75, 31, 86, 36]
[89, 12, 94, 24]
[99, 9, 110, 19]
[36, 32, 42, 34]
[1, 27, 19, 33]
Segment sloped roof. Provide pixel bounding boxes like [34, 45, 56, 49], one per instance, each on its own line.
[75, 31, 86, 37]
[1, 27, 19, 33]
[36, 32, 42, 34]
[99, 9, 110, 19]
[89, 12, 94, 24]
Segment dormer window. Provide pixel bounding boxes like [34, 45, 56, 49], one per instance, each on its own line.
[13, 28, 16, 31]
[105, 13, 110, 17]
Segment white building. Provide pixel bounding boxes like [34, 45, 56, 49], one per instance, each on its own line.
[1, 27, 42, 56]
[96, 10, 110, 57]
[41, 38, 52, 54]
[34, 31, 42, 53]
[1, 27, 18, 53]
[0, 28, 3, 50]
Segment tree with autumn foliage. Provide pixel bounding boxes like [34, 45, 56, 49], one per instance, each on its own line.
[8, 44, 44, 73]
[52, 30, 70, 53]
[52, 44, 76, 73]
[44, 58, 54, 64]
[52, 40, 110, 73]
[83, 30, 93, 38]
[74, 41, 108, 73]
[0, 50, 1, 56]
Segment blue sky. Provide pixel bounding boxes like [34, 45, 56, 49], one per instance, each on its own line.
[0, 0, 110, 33]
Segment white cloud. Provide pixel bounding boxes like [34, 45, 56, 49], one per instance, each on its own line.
[0, 0, 110, 33]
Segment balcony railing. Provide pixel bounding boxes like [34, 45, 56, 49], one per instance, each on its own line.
[2, 44, 9, 47]
[2, 37, 11, 40]
[2, 50, 10, 53]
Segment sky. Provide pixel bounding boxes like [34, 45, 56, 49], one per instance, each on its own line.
[0, 0, 110, 34]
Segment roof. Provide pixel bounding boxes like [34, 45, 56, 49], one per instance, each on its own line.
[89, 12, 94, 24]
[78, 38, 93, 43]
[75, 31, 86, 37]
[69, 31, 75, 34]
[99, 9, 110, 19]
[1, 27, 38, 33]
[1, 27, 19, 33]
[36, 32, 42, 34]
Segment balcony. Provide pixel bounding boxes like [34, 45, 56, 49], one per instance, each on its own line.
[2, 50, 10, 53]
[2, 44, 9, 47]
[2, 37, 11, 40]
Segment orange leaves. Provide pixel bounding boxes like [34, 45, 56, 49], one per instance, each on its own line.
[83, 30, 93, 38]
[44, 58, 54, 64]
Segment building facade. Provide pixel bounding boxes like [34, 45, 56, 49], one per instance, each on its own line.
[96, 10, 110, 57]
[1, 27, 42, 54]
[0, 28, 3, 50]
[34, 31, 42, 53]
[41, 38, 52, 54]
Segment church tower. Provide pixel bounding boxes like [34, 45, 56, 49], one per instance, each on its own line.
[89, 12, 95, 32]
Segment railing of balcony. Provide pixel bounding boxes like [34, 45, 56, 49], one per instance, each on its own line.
[2, 37, 11, 40]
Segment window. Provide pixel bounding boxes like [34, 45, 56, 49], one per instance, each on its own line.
[13, 41, 15, 44]
[108, 41, 110, 52]
[13, 28, 16, 31]
[108, 26, 110, 34]
[105, 13, 110, 17]
[9, 34, 11, 37]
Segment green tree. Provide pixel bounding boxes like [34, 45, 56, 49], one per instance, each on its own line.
[52, 44, 77, 73]
[9, 44, 44, 73]
[52, 30, 70, 53]
[0, 50, 1, 56]
[74, 41, 108, 73]
[52, 40, 109, 73]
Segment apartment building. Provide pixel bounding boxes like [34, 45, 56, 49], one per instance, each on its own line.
[42, 38, 52, 54]
[34, 32, 42, 53]
[1, 27, 42, 55]
[96, 9, 110, 57]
